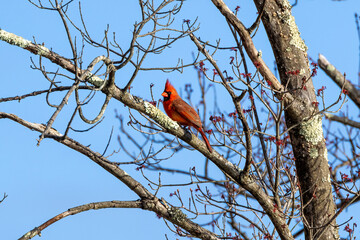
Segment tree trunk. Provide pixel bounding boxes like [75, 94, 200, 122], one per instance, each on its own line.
[253, 0, 339, 239]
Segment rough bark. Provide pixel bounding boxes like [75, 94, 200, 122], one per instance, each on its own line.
[252, 1, 339, 239]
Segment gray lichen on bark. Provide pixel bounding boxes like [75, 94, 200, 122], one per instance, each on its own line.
[287, 15, 307, 52]
[168, 207, 187, 224]
[0, 29, 50, 55]
[299, 115, 324, 145]
[0, 28, 31, 48]
[309, 148, 318, 159]
[326, 64, 335, 72]
[275, 2, 307, 52]
[144, 101, 179, 130]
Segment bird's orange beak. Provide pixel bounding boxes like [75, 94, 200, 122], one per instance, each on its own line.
[161, 92, 168, 98]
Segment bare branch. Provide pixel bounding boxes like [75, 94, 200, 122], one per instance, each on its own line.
[0, 86, 93, 103]
[318, 54, 360, 109]
[325, 113, 360, 129]
[0, 193, 8, 205]
[210, 0, 294, 105]
[18, 200, 142, 240]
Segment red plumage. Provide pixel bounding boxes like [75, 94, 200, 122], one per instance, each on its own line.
[162, 80, 212, 153]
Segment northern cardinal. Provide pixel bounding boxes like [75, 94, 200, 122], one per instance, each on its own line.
[161, 80, 212, 153]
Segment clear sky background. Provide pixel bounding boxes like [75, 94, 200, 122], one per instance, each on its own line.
[1, 0, 360, 239]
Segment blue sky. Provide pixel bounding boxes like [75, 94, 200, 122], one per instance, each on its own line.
[1, 0, 360, 239]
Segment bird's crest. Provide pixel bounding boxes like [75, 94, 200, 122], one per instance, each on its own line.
[164, 79, 178, 95]
[165, 79, 174, 90]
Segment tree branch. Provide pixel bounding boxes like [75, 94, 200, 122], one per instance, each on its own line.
[0, 112, 153, 198]
[209, 0, 294, 106]
[0, 112, 220, 240]
[189, 32, 253, 175]
[18, 200, 142, 240]
[318, 54, 360, 109]
[0, 86, 94, 103]
[325, 113, 360, 129]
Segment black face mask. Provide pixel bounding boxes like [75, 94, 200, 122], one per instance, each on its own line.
[163, 91, 171, 101]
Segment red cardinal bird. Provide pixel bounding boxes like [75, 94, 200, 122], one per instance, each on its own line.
[161, 80, 212, 153]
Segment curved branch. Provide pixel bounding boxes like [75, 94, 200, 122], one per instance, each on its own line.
[0, 193, 7, 204]
[77, 93, 111, 124]
[18, 200, 142, 240]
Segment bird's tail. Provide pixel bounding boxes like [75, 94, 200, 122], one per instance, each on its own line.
[199, 128, 212, 153]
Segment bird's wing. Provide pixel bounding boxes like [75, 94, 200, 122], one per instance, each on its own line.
[172, 98, 202, 129]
